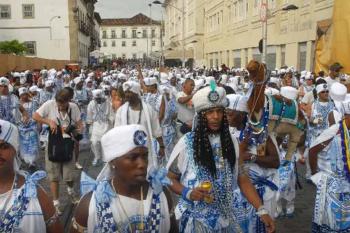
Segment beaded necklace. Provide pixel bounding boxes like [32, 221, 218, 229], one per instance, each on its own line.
[339, 119, 350, 183]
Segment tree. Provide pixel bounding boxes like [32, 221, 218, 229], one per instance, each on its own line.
[0, 40, 27, 55]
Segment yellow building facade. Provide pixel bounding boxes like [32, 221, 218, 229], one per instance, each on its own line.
[164, 0, 333, 70]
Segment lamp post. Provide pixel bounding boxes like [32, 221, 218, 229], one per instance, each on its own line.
[261, 2, 298, 65]
[49, 15, 61, 40]
[153, 0, 186, 68]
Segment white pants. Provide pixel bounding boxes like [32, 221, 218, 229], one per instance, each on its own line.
[91, 140, 102, 160]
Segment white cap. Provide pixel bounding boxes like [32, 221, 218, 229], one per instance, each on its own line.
[101, 124, 148, 163]
[280, 86, 298, 100]
[192, 83, 227, 113]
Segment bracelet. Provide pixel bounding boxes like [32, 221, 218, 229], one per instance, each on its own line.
[181, 187, 192, 202]
[256, 205, 269, 216]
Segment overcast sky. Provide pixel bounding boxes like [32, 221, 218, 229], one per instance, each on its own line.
[96, 0, 162, 20]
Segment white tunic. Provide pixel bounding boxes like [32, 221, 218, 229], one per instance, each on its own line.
[87, 187, 170, 233]
[0, 185, 46, 233]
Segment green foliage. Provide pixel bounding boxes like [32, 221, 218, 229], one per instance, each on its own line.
[0, 40, 27, 55]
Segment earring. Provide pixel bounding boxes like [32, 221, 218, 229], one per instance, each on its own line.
[111, 165, 116, 169]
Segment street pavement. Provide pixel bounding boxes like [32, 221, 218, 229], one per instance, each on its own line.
[36, 145, 316, 232]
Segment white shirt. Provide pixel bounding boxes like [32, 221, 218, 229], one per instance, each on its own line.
[176, 91, 195, 124]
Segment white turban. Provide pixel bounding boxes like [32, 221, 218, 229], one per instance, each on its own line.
[18, 87, 29, 96]
[280, 86, 298, 100]
[73, 77, 83, 85]
[45, 80, 55, 87]
[330, 82, 347, 102]
[160, 72, 168, 84]
[316, 83, 328, 94]
[123, 81, 141, 95]
[101, 124, 148, 163]
[29, 85, 39, 93]
[342, 94, 350, 115]
[144, 77, 158, 86]
[0, 119, 19, 152]
[92, 89, 104, 99]
[226, 94, 248, 113]
[192, 83, 227, 113]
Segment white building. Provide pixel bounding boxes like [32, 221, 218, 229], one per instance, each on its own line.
[100, 13, 162, 61]
[0, 0, 101, 66]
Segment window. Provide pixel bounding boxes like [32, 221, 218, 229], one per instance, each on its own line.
[233, 50, 241, 68]
[152, 40, 155, 46]
[0, 5, 11, 19]
[266, 46, 276, 70]
[103, 41, 107, 47]
[132, 29, 137, 38]
[132, 41, 136, 47]
[281, 45, 286, 67]
[102, 31, 107, 39]
[111, 30, 116, 38]
[122, 54, 126, 59]
[22, 4, 34, 18]
[151, 29, 155, 38]
[122, 41, 126, 47]
[252, 47, 262, 62]
[132, 53, 137, 59]
[298, 42, 307, 71]
[142, 29, 147, 38]
[112, 41, 116, 47]
[23, 41, 36, 56]
[122, 30, 126, 38]
[112, 54, 116, 59]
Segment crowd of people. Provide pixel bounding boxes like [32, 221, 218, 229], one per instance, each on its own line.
[0, 60, 349, 233]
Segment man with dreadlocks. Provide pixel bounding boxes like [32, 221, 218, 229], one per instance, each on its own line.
[166, 83, 275, 233]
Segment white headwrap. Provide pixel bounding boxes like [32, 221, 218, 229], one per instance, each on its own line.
[0, 119, 19, 152]
[122, 81, 141, 95]
[226, 94, 248, 112]
[101, 124, 148, 163]
[316, 83, 328, 94]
